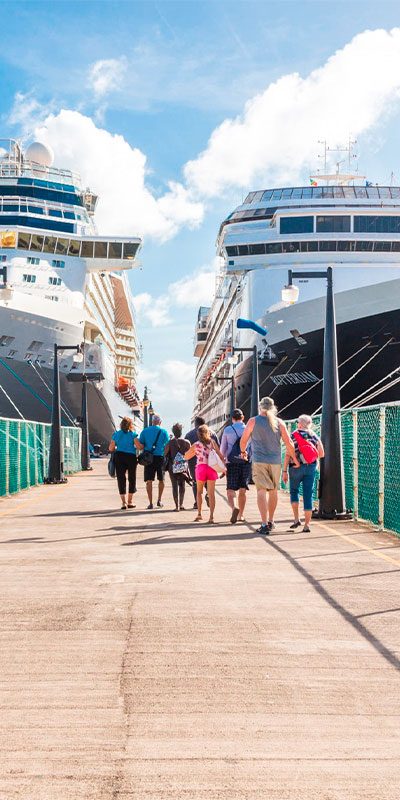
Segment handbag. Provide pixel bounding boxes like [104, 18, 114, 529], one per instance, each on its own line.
[208, 443, 226, 472]
[138, 429, 162, 467]
[108, 451, 116, 478]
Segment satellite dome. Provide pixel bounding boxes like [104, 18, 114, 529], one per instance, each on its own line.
[25, 141, 54, 167]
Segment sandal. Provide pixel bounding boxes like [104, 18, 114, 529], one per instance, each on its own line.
[121, 505, 127, 510]
[193, 515, 203, 521]
[127, 504, 136, 509]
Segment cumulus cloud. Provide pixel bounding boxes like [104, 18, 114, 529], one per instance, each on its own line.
[8, 91, 55, 136]
[133, 259, 218, 327]
[34, 110, 204, 241]
[88, 57, 127, 98]
[184, 27, 400, 197]
[137, 359, 196, 431]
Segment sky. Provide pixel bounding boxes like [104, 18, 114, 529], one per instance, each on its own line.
[2, 0, 400, 432]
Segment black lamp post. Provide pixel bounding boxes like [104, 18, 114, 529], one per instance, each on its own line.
[232, 346, 259, 417]
[148, 402, 154, 425]
[80, 371, 92, 471]
[45, 343, 82, 484]
[143, 386, 149, 428]
[282, 267, 350, 519]
[216, 376, 236, 417]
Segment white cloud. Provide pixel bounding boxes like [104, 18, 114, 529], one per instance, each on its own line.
[8, 91, 54, 136]
[34, 109, 204, 241]
[88, 57, 127, 98]
[134, 292, 171, 327]
[137, 359, 196, 431]
[184, 27, 400, 197]
[133, 259, 218, 327]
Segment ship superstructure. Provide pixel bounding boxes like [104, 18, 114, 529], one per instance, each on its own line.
[194, 167, 400, 433]
[0, 139, 142, 448]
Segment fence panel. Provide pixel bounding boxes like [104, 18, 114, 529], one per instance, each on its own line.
[0, 417, 81, 497]
[282, 403, 400, 537]
[383, 405, 400, 535]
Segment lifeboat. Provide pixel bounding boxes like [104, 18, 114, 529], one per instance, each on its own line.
[116, 375, 141, 410]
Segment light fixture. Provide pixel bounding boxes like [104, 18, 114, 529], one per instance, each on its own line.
[227, 354, 239, 365]
[73, 351, 84, 363]
[281, 283, 300, 304]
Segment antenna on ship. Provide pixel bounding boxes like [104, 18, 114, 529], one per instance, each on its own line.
[312, 136, 365, 185]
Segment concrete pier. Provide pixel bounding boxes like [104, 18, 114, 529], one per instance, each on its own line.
[0, 460, 399, 799]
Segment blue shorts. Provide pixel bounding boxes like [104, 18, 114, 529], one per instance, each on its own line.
[289, 462, 317, 511]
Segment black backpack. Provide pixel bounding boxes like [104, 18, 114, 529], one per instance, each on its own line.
[227, 426, 245, 464]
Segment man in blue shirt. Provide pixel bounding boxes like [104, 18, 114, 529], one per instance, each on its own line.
[136, 415, 170, 509]
[220, 408, 251, 524]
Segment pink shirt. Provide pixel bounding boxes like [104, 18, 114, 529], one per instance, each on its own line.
[195, 441, 212, 465]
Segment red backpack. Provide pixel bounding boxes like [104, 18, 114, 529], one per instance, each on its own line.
[293, 431, 319, 464]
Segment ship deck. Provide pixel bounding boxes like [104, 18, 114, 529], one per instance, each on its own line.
[0, 459, 399, 798]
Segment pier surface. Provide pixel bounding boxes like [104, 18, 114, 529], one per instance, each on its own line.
[0, 460, 399, 799]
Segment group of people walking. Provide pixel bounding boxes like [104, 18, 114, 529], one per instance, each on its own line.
[109, 396, 324, 533]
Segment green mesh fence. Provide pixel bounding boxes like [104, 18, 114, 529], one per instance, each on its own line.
[282, 403, 400, 538]
[0, 417, 81, 497]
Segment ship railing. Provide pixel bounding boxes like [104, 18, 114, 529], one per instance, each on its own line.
[281, 401, 400, 538]
[0, 160, 81, 187]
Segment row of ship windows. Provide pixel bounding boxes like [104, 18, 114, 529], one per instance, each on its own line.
[26, 258, 65, 267]
[22, 275, 62, 286]
[244, 186, 400, 203]
[0, 202, 86, 221]
[226, 240, 400, 256]
[280, 215, 400, 234]
[1, 232, 139, 259]
[0, 183, 82, 206]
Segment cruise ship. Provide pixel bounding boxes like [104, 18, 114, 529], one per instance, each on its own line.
[194, 166, 400, 434]
[0, 139, 142, 449]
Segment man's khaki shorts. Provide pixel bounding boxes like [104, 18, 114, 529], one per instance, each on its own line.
[252, 462, 281, 491]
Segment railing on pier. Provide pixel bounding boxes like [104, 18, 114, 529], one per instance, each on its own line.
[0, 417, 81, 497]
[283, 402, 400, 537]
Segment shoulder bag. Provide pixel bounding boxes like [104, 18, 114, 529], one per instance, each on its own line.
[208, 441, 226, 473]
[108, 451, 116, 478]
[138, 429, 162, 467]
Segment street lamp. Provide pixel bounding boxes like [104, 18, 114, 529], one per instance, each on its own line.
[216, 375, 236, 417]
[79, 345, 92, 472]
[282, 267, 350, 519]
[143, 386, 150, 428]
[45, 343, 82, 484]
[148, 402, 154, 424]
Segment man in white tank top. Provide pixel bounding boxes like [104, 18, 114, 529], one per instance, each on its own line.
[240, 397, 298, 535]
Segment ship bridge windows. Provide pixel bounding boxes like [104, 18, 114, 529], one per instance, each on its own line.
[108, 241, 122, 259]
[22, 274, 36, 283]
[30, 234, 44, 252]
[28, 205, 44, 214]
[27, 257, 40, 265]
[94, 241, 108, 258]
[280, 216, 314, 234]
[354, 215, 400, 233]
[10, 231, 139, 262]
[3, 204, 19, 212]
[52, 260, 65, 268]
[43, 236, 57, 253]
[316, 215, 351, 232]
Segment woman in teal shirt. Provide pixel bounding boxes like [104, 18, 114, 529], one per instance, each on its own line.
[109, 417, 138, 509]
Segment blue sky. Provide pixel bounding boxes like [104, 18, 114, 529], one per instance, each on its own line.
[2, 1, 400, 430]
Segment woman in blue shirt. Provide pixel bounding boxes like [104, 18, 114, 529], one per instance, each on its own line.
[109, 417, 138, 509]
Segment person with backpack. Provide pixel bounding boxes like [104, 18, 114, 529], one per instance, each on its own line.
[282, 414, 325, 533]
[135, 415, 170, 509]
[164, 423, 191, 511]
[220, 409, 251, 524]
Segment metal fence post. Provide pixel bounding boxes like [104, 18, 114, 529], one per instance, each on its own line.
[5, 419, 9, 496]
[25, 423, 30, 489]
[378, 406, 386, 530]
[34, 422, 39, 486]
[17, 421, 21, 492]
[352, 410, 358, 521]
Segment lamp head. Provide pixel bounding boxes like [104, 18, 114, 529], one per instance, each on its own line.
[282, 283, 300, 304]
[73, 350, 84, 364]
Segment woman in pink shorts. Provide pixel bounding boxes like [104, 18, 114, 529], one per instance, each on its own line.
[184, 424, 226, 523]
